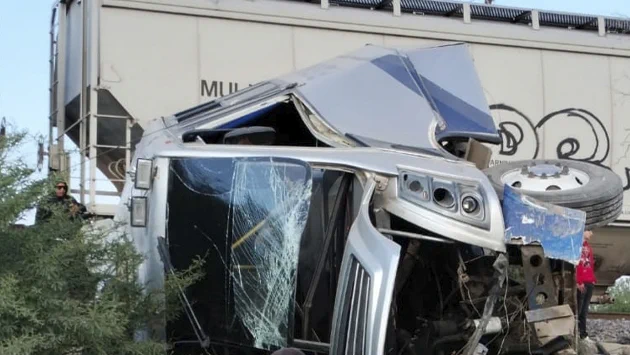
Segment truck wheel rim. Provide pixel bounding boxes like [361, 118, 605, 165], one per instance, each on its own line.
[500, 162, 591, 192]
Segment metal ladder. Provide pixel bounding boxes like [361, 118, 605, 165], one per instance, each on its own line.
[48, 1, 67, 176]
[49, 0, 131, 217]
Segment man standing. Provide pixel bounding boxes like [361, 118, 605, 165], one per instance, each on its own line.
[576, 229, 596, 340]
[35, 180, 87, 224]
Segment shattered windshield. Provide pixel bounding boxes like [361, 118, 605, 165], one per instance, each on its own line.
[166, 157, 312, 349]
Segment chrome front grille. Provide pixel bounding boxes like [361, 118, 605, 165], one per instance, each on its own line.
[334, 255, 371, 355]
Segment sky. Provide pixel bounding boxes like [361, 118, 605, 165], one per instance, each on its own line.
[0, 0, 629, 223]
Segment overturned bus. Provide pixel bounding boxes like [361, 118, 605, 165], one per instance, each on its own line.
[114, 43, 623, 355]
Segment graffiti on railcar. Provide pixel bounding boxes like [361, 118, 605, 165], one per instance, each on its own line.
[488, 103, 630, 191]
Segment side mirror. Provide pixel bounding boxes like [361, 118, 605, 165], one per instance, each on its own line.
[223, 126, 276, 145]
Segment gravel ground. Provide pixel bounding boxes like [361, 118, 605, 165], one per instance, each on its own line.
[587, 319, 630, 344]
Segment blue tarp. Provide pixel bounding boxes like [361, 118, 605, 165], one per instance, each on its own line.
[502, 185, 586, 264]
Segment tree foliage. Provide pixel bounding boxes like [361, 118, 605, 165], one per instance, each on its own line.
[0, 132, 204, 355]
[594, 277, 630, 313]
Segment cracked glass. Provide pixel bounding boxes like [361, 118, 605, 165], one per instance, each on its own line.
[166, 157, 312, 350]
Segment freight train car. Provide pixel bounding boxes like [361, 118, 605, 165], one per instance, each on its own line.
[48, 0, 630, 296]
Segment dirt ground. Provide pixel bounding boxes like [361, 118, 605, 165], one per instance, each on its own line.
[588, 319, 630, 344]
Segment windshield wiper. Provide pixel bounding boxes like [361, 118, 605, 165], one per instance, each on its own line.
[157, 237, 210, 348]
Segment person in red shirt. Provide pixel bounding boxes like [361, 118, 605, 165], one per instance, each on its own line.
[576, 229, 596, 340]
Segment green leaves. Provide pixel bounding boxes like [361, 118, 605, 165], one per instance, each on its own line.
[0, 134, 204, 354]
[593, 277, 630, 313]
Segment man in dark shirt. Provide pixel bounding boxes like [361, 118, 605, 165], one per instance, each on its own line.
[35, 180, 87, 224]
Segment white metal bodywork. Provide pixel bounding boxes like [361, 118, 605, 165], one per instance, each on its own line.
[329, 178, 400, 355]
[114, 49, 508, 347]
[121, 115, 507, 252]
[117, 135, 504, 352]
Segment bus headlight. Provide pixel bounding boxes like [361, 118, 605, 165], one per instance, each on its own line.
[134, 158, 154, 190]
[399, 170, 488, 230]
[130, 197, 148, 227]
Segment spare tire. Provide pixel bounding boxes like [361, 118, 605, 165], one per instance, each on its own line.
[483, 159, 624, 229]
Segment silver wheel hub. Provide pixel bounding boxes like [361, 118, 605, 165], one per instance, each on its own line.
[500, 163, 590, 192]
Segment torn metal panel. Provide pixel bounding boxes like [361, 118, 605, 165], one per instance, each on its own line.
[525, 304, 575, 345]
[520, 244, 558, 310]
[198, 43, 500, 156]
[403, 44, 500, 144]
[230, 159, 313, 349]
[502, 185, 586, 264]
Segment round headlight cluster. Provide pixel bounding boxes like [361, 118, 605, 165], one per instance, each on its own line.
[462, 195, 480, 214]
[433, 187, 455, 209]
[405, 175, 430, 201]
[399, 170, 487, 228]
